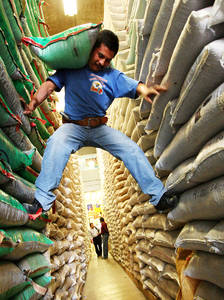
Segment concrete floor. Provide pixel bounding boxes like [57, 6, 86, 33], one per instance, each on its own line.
[82, 252, 147, 300]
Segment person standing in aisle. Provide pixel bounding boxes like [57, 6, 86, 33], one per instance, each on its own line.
[89, 222, 102, 257]
[100, 217, 109, 259]
[23, 29, 178, 218]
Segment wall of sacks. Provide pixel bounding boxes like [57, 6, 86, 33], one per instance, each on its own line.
[44, 155, 90, 300]
[102, 0, 224, 299]
[0, 1, 90, 299]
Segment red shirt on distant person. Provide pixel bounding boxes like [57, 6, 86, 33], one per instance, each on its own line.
[100, 217, 109, 234]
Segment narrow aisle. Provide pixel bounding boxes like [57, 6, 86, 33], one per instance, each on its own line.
[82, 252, 147, 300]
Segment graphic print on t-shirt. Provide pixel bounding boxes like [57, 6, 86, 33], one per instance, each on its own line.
[90, 73, 108, 95]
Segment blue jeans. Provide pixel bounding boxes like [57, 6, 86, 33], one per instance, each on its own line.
[102, 233, 109, 259]
[35, 124, 166, 210]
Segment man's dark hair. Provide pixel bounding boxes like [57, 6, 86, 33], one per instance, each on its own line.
[93, 29, 119, 56]
[100, 217, 104, 222]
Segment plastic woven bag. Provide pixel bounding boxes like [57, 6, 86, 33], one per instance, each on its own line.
[22, 23, 102, 69]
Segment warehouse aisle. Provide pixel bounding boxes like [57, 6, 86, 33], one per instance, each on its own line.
[82, 252, 147, 300]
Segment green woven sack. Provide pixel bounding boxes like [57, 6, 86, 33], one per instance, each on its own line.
[2, 170, 35, 205]
[12, 275, 52, 300]
[17, 253, 51, 278]
[13, 80, 31, 104]
[2, 0, 24, 44]
[0, 189, 28, 228]
[27, 126, 46, 156]
[22, 23, 102, 69]
[0, 1, 27, 76]
[0, 57, 31, 135]
[0, 93, 20, 127]
[23, 0, 39, 37]
[0, 160, 13, 185]
[38, 0, 49, 37]
[0, 29, 24, 80]
[26, 213, 49, 230]
[0, 128, 34, 171]
[0, 261, 30, 299]
[17, 167, 38, 184]
[3, 227, 53, 260]
[14, 0, 23, 17]
[0, 229, 15, 257]
[32, 109, 50, 139]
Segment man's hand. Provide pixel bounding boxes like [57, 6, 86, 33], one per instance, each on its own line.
[136, 83, 167, 104]
[23, 101, 37, 115]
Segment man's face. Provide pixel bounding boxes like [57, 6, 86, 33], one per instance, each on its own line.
[90, 223, 94, 228]
[88, 43, 115, 72]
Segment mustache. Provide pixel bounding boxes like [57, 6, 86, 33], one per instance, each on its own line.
[96, 63, 104, 70]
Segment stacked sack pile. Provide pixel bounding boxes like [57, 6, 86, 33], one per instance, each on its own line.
[103, 0, 224, 299]
[0, 1, 90, 299]
[44, 155, 90, 300]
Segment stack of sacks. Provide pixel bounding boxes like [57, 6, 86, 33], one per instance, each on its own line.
[148, 1, 224, 298]
[0, 1, 61, 298]
[103, 0, 224, 298]
[133, 205, 181, 299]
[139, 0, 213, 120]
[102, 154, 128, 265]
[0, 230, 52, 299]
[101, 146, 182, 299]
[146, 3, 224, 131]
[0, 181, 53, 299]
[100, 151, 134, 276]
[1, 1, 96, 299]
[148, 0, 212, 86]
[44, 155, 90, 300]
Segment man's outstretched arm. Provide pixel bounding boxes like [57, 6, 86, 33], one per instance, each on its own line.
[24, 80, 57, 115]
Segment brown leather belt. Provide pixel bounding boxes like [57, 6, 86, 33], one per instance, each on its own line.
[62, 116, 108, 127]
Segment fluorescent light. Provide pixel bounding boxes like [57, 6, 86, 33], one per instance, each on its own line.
[63, 0, 77, 16]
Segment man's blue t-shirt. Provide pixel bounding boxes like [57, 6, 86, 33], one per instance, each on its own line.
[48, 66, 139, 120]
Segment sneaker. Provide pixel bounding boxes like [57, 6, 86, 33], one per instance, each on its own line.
[23, 199, 43, 215]
[155, 193, 179, 213]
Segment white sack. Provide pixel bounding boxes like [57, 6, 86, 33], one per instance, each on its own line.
[165, 158, 196, 193]
[205, 220, 224, 255]
[209, 0, 224, 26]
[135, 20, 149, 80]
[184, 251, 224, 289]
[155, 83, 224, 175]
[139, 0, 175, 83]
[150, 246, 176, 265]
[154, 99, 178, 159]
[145, 148, 156, 165]
[161, 263, 179, 284]
[139, 98, 151, 119]
[175, 220, 217, 252]
[194, 281, 224, 300]
[172, 38, 224, 126]
[137, 130, 157, 152]
[141, 0, 162, 35]
[168, 176, 224, 223]
[153, 229, 180, 248]
[166, 130, 224, 192]
[188, 130, 224, 184]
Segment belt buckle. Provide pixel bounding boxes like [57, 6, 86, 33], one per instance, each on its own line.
[88, 118, 98, 127]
